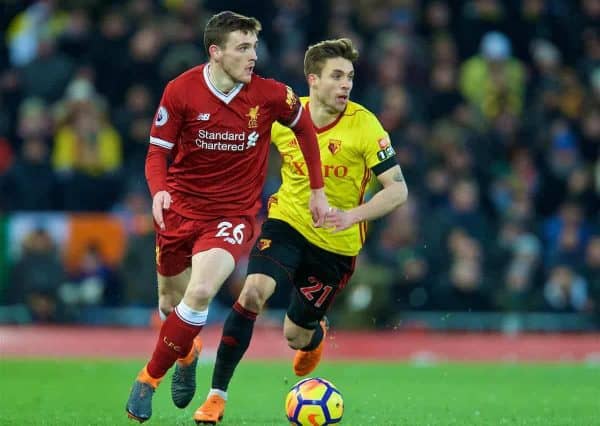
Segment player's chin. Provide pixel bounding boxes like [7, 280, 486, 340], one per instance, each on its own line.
[239, 69, 253, 83]
[333, 101, 347, 112]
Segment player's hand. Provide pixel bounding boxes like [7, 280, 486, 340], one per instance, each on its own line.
[152, 190, 172, 230]
[309, 188, 329, 228]
[324, 207, 356, 233]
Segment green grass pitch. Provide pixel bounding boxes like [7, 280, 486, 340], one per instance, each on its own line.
[1, 359, 599, 425]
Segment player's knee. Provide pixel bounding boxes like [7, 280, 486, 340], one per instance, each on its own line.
[284, 325, 311, 350]
[238, 282, 273, 313]
[158, 294, 180, 316]
[158, 303, 173, 318]
[184, 284, 213, 306]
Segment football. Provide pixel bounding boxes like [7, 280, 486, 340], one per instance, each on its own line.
[285, 377, 344, 425]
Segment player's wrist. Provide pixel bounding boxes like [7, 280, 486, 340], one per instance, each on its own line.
[348, 209, 363, 225]
[152, 189, 169, 198]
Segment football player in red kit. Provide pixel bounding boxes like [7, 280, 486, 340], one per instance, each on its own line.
[125, 11, 328, 423]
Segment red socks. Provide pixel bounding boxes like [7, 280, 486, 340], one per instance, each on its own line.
[146, 310, 203, 379]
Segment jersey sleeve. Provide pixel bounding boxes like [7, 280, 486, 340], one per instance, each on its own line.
[149, 81, 184, 150]
[269, 81, 303, 128]
[361, 112, 397, 176]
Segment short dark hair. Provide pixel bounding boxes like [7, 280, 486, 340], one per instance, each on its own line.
[203, 11, 262, 54]
[304, 38, 359, 77]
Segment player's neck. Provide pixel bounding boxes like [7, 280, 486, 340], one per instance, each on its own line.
[207, 63, 238, 94]
[308, 99, 340, 129]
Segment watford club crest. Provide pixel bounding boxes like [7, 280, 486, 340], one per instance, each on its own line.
[246, 105, 259, 128]
[328, 139, 342, 155]
[257, 238, 271, 251]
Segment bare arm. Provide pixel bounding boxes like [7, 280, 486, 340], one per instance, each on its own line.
[325, 165, 408, 232]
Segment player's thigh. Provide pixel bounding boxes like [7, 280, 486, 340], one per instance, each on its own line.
[287, 246, 355, 329]
[246, 219, 306, 299]
[185, 215, 259, 300]
[157, 268, 190, 314]
[185, 248, 236, 301]
[238, 273, 277, 312]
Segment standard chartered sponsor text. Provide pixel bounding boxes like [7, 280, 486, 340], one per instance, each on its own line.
[195, 129, 246, 151]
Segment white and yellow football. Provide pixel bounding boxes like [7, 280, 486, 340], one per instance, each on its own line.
[285, 377, 344, 425]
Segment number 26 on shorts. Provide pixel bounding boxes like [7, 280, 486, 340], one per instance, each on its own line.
[215, 221, 246, 245]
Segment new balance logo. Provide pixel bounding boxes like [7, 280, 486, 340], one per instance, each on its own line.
[197, 113, 210, 121]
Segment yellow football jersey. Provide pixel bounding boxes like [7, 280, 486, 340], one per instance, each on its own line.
[268, 98, 397, 256]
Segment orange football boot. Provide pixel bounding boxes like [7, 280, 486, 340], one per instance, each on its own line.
[193, 394, 226, 424]
[293, 319, 328, 376]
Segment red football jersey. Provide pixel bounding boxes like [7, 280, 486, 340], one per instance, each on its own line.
[149, 64, 302, 220]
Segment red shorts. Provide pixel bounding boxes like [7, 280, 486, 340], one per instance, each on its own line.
[155, 209, 258, 276]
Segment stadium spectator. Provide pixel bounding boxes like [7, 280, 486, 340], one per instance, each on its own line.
[58, 243, 120, 319]
[459, 31, 525, 123]
[543, 263, 591, 313]
[51, 77, 123, 210]
[1, 135, 57, 211]
[493, 222, 543, 312]
[582, 236, 600, 317]
[8, 228, 66, 322]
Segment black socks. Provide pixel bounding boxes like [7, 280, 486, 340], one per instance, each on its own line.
[211, 302, 257, 391]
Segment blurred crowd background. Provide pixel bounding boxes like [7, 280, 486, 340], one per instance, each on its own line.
[0, 0, 598, 329]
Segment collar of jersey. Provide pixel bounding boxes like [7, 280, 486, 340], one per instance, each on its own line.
[305, 101, 345, 134]
[204, 64, 244, 104]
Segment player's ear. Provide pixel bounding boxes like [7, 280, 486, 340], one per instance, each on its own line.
[208, 44, 221, 60]
[307, 73, 317, 86]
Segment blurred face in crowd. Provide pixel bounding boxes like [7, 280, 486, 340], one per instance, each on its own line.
[450, 180, 478, 212]
[309, 57, 354, 114]
[586, 237, 600, 267]
[549, 266, 574, 292]
[451, 259, 481, 290]
[425, 1, 450, 30]
[22, 138, 48, 164]
[210, 30, 258, 84]
[582, 108, 600, 139]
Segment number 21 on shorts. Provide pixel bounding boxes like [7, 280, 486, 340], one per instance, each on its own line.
[301, 276, 333, 308]
[215, 221, 246, 245]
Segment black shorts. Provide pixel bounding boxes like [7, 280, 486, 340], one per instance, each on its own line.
[247, 219, 355, 327]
